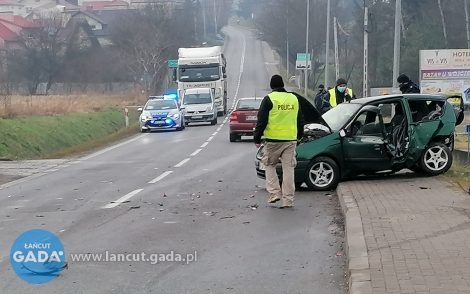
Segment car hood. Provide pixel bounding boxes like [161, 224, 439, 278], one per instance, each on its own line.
[289, 92, 330, 129]
[184, 104, 212, 112]
[143, 109, 176, 117]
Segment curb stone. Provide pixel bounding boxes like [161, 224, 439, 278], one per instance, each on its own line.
[337, 184, 373, 294]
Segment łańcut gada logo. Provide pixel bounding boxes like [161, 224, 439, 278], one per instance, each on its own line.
[10, 229, 65, 284]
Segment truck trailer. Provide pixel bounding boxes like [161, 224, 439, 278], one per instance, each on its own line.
[175, 46, 228, 116]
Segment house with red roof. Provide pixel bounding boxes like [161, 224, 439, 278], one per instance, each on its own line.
[0, 12, 32, 47]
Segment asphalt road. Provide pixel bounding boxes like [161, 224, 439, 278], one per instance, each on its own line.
[0, 26, 346, 294]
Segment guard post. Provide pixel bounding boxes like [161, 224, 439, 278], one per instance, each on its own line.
[125, 108, 129, 127]
[467, 124, 470, 165]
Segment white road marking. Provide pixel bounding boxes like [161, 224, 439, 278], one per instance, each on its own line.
[201, 142, 209, 148]
[103, 189, 143, 209]
[80, 134, 146, 161]
[148, 171, 173, 184]
[207, 136, 214, 142]
[212, 132, 218, 136]
[174, 158, 190, 167]
[164, 221, 178, 224]
[190, 149, 201, 156]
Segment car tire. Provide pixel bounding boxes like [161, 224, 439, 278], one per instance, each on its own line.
[211, 117, 217, 125]
[176, 126, 183, 131]
[304, 156, 340, 191]
[217, 111, 224, 117]
[419, 142, 453, 176]
[140, 128, 148, 133]
[229, 132, 238, 142]
[278, 178, 303, 190]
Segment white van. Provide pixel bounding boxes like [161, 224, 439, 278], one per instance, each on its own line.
[181, 88, 218, 125]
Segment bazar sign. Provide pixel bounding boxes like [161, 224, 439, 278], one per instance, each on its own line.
[420, 49, 470, 70]
[421, 70, 470, 79]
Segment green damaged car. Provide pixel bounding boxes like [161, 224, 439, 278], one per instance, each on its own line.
[254, 93, 465, 191]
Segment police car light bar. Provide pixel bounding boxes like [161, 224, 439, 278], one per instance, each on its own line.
[163, 93, 178, 100]
[149, 96, 164, 100]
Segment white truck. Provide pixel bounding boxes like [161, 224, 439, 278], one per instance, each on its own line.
[175, 46, 227, 116]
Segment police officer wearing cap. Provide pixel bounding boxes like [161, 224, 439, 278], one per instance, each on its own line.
[397, 74, 420, 94]
[324, 78, 356, 108]
[254, 74, 305, 208]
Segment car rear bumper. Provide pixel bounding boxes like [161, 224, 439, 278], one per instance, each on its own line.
[230, 123, 256, 133]
[254, 158, 309, 181]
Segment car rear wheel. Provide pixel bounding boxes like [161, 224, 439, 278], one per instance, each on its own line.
[419, 142, 453, 176]
[229, 132, 239, 142]
[305, 156, 340, 191]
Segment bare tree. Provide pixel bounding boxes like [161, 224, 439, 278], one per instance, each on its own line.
[437, 0, 448, 48]
[110, 4, 196, 94]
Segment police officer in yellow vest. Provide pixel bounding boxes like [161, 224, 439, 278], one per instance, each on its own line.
[324, 78, 356, 109]
[254, 75, 305, 208]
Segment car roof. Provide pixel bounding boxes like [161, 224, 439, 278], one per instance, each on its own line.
[349, 93, 450, 105]
[184, 88, 212, 94]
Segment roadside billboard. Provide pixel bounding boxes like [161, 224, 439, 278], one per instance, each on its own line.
[419, 49, 470, 105]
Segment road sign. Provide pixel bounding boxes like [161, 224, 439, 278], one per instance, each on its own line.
[467, 124, 470, 133]
[296, 53, 311, 69]
[168, 60, 178, 68]
[296, 53, 311, 61]
[296, 60, 311, 69]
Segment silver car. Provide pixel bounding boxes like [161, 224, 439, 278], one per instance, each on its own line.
[181, 88, 218, 125]
[138, 98, 185, 132]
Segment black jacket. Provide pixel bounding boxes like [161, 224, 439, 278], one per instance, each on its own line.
[400, 82, 420, 94]
[253, 88, 305, 144]
[324, 88, 357, 106]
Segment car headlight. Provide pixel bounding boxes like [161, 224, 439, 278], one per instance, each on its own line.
[170, 113, 180, 119]
[206, 106, 213, 112]
[141, 115, 150, 121]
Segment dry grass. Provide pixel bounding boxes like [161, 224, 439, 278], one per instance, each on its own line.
[442, 162, 470, 193]
[0, 94, 147, 119]
[455, 135, 468, 150]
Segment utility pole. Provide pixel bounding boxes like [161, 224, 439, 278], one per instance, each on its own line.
[214, 0, 218, 35]
[392, 0, 401, 90]
[363, 6, 368, 97]
[304, 0, 310, 98]
[287, 4, 289, 81]
[325, 0, 331, 88]
[334, 17, 339, 81]
[466, 0, 470, 48]
[202, 0, 206, 41]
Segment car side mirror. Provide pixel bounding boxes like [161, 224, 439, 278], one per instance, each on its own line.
[180, 105, 185, 109]
[223, 75, 227, 79]
[137, 108, 143, 113]
[339, 129, 346, 138]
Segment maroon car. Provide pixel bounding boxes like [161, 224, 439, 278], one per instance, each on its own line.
[229, 97, 262, 142]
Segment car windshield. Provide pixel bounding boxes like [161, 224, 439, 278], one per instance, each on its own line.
[322, 103, 362, 131]
[144, 100, 177, 110]
[179, 66, 220, 82]
[183, 93, 212, 104]
[236, 99, 262, 110]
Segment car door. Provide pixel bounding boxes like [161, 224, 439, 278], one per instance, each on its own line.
[341, 108, 392, 173]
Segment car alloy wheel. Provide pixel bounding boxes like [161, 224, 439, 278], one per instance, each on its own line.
[420, 142, 453, 176]
[305, 156, 340, 191]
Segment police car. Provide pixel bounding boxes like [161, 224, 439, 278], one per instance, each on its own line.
[138, 94, 185, 132]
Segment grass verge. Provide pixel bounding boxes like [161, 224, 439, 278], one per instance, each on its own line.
[442, 162, 470, 192]
[44, 122, 140, 159]
[0, 108, 139, 160]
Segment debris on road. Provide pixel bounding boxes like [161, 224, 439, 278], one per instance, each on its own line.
[250, 195, 255, 198]
[158, 203, 163, 206]
[159, 209, 164, 212]
[419, 187, 429, 190]
[243, 222, 250, 224]
[203, 211, 217, 216]
[220, 216, 235, 219]
[36, 215, 44, 218]
[163, 193, 167, 197]
[129, 206, 140, 210]
[218, 179, 223, 182]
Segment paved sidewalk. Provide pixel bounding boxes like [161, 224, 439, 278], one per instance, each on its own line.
[338, 172, 470, 294]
